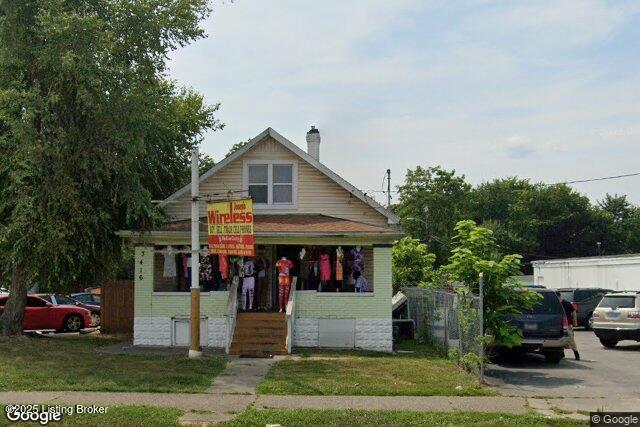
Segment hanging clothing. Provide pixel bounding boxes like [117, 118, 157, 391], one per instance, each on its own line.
[200, 254, 214, 291]
[276, 258, 293, 276]
[351, 247, 365, 273]
[276, 258, 293, 311]
[242, 277, 255, 310]
[335, 247, 344, 281]
[243, 259, 255, 277]
[299, 249, 309, 289]
[278, 275, 291, 310]
[162, 246, 177, 277]
[182, 253, 192, 284]
[219, 255, 229, 280]
[355, 275, 369, 292]
[319, 254, 331, 282]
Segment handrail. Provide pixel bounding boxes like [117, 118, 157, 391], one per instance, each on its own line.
[224, 280, 239, 354]
[285, 277, 298, 354]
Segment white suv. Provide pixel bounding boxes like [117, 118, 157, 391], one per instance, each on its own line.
[592, 291, 640, 348]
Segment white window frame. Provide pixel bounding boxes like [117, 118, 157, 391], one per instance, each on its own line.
[243, 160, 298, 210]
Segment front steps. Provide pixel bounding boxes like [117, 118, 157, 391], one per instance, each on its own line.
[229, 312, 287, 357]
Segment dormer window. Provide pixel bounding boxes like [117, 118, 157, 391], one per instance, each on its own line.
[244, 160, 298, 208]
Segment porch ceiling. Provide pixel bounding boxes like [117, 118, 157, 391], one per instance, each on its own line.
[155, 214, 399, 235]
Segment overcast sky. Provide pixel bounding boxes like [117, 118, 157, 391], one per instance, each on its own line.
[169, 0, 640, 205]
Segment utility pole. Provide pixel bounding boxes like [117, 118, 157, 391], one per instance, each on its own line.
[386, 169, 391, 208]
[423, 205, 429, 244]
[189, 147, 202, 358]
[478, 272, 484, 383]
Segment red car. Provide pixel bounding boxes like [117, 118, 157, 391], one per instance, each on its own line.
[0, 294, 93, 332]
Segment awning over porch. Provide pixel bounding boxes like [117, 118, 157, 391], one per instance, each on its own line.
[154, 214, 401, 236]
[117, 214, 403, 246]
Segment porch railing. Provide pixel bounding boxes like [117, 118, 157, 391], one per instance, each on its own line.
[224, 280, 239, 354]
[285, 276, 298, 354]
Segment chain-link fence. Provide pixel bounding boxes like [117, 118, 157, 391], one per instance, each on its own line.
[404, 286, 483, 379]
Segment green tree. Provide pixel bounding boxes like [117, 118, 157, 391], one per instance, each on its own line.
[592, 194, 640, 255]
[444, 220, 539, 347]
[471, 179, 611, 269]
[471, 178, 538, 258]
[528, 184, 597, 259]
[392, 237, 436, 294]
[395, 166, 472, 265]
[0, 0, 221, 336]
[226, 139, 250, 157]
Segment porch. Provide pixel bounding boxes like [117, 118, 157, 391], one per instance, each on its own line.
[121, 214, 400, 353]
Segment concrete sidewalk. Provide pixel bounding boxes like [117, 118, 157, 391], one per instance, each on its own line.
[529, 397, 640, 421]
[0, 392, 529, 421]
[254, 395, 528, 414]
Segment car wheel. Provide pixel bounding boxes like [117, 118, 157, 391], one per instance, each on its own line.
[91, 313, 101, 326]
[599, 338, 617, 348]
[585, 313, 594, 331]
[544, 351, 563, 364]
[64, 314, 84, 333]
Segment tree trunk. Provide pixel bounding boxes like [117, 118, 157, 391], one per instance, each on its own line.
[0, 263, 27, 337]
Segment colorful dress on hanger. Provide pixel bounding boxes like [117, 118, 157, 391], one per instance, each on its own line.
[351, 247, 365, 273]
[319, 254, 331, 281]
[276, 258, 294, 310]
[335, 247, 344, 281]
[219, 254, 229, 280]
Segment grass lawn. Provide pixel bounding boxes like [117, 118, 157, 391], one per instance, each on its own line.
[0, 335, 226, 393]
[256, 341, 493, 396]
[227, 408, 587, 427]
[0, 405, 183, 427]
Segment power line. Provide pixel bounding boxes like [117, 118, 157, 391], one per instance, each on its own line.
[557, 172, 640, 185]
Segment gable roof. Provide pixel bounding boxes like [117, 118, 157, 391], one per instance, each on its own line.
[159, 127, 400, 225]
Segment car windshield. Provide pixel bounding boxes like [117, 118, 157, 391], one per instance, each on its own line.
[93, 295, 101, 304]
[55, 295, 76, 305]
[526, 292, 563, 315]
[599, 296, 636, 309]
[559, 291, 574, 302]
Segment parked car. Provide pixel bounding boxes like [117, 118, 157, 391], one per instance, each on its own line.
[555, 288, 612, 330]
[70, 292, 100, 307]
[38, 294, 100, 327]
[592, 291, 640, 348]
[0, 294, 93, 332]
[505, 288, 570, 363]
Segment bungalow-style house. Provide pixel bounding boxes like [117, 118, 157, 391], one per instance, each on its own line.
[118, 127, 403, 355]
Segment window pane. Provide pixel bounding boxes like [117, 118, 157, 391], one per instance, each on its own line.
[26, 297, 46, 307]
[249, 184, 268, 204]
[273, 164, 292, 183]
[56, 295, 76, 305]
[248, 164, 268, 183]
[273, 184, 293, 203]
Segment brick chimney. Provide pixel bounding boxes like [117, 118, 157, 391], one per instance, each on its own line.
[306, 126, 320, 161]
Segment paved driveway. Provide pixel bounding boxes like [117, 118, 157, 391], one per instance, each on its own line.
[485, 329, 640, 398]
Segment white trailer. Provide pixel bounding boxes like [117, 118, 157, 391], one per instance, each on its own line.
[532, 254, 640, 291]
